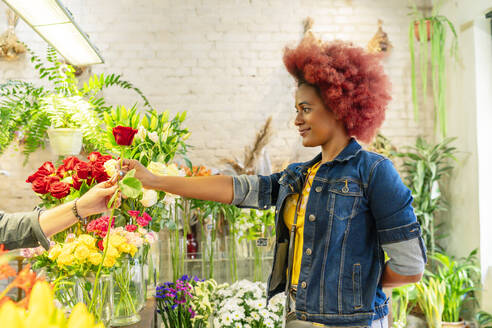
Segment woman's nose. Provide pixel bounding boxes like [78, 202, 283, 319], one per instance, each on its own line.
[294, 112, 303, 126]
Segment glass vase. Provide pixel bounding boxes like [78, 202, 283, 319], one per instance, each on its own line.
[111, 247, 145, 326]
[75, 274, 113, 327]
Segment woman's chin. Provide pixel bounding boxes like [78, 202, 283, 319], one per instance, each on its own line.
[301, 138, 317, 147]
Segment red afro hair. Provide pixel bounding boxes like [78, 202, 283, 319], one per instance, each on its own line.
[283, 36, 391, 143]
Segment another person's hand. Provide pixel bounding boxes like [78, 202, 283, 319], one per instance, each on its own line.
[76, 179, 120, 217]
[120, 159, 154, 189]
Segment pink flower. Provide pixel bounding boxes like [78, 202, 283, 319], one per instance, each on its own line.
[136, 216, 149, 227]
[125, 224, 137, 232]
[142, 212, 152, 223]
[128, 210, 140, 218]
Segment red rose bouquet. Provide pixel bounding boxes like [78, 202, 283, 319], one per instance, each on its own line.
[26, 152, 115, 209]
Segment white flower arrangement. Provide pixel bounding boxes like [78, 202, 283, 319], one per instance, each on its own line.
[212, 279, 285, 328]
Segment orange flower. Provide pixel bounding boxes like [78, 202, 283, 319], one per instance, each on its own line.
[183, 165, 212, 177]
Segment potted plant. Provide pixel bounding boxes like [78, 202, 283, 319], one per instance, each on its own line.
[428, 250, 480, 327]
[41, 94, 101, 156]
[409, 1, 458, 137]
[415, 277, 446, 328]
[392, 284, 417, 328]
[0, 46, 152, 161]
[395, 137, 458, 254]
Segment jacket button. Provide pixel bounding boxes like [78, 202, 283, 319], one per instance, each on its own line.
[301, 314, 307, 320]
[308, 214, 316, 222]
[305, 248, 312, 255]
[301, 281, 307, 289]
[315, 186, 322, 193]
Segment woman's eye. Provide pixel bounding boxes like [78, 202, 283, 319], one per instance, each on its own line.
[303, 107, 311, 113]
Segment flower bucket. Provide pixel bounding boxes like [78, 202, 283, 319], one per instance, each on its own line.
[47, 128, 83, 156]
[75, 274, 113, 327]
[111, 247, 146, 326]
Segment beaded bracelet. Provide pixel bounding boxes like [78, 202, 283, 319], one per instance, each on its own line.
[72, 198, 84, 222]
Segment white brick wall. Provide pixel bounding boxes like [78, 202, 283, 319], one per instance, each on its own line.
[0, 0, 434, 211]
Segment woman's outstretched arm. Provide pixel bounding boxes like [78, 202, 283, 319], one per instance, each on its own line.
[121, 159, 234, 204]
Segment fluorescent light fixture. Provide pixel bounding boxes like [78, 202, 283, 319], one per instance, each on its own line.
[2, 0, 103, 65]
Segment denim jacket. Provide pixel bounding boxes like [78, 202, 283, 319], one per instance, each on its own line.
[232, 138, 427, 327]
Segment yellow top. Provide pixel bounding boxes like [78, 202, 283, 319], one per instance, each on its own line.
[283, 161, 321, 286]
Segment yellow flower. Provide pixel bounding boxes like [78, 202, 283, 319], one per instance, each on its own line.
[67, 303, 96, 328]
[102, 255, 116, 267]
[26, 281, 55, 325]
[78, 234, 96, 248]
[0, 300, 26, 328]
[48, 244, 62, 260]
[88, 252, 103, 266]
[106, 245, 120, 259]
[128, 244, 137, 257]
[109, 234, 125, 248]
[74, 244, 90, 261]
[57, 252, 75, 267]
[119, 242, 132, 254]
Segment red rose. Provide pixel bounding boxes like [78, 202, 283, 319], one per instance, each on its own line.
[32, 175, 60, 194]
[56, 165, 67, 178]
[88, 152, 102, 162]
[91, 162, 109, 183]
[49, 181, 71, 199]
[62, 156, 80, 171]
[26, 171, 43, 183]
[74, 161, 91, 179]
[31, 177, 50, 194]
[112, 126, 138, 146]
[38, 162, 55, 175]
[26, 161, 55, 183]
[72, 174, 83, 190]
[97, 240, 104, 251]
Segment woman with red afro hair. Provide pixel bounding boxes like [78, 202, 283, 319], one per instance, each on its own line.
[121, 35, 426, 328]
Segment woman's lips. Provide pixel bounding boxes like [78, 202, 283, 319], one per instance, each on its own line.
[299, 128, 310, 137]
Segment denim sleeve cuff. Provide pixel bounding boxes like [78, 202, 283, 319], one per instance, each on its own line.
[382, 237, 427, 275]
[377, 221, 422, 244]
[232, 175, 260, 208]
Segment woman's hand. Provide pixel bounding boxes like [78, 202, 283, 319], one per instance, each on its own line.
[76, 179, 121, 217]
[120, 159, 155, 189]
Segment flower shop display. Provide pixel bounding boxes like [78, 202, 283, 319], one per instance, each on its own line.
[237, 209, 275, 282]
[156, 275, 218, 328]
[213, 279, 285, 328]
[0, 245, 104, 327]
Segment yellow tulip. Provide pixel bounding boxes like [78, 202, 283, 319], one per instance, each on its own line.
[25, 281, 55, 327]
[0, 300, 26, 328]
[67, 303, 95, 328]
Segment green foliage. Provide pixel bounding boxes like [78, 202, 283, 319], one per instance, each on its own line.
[427, 250, 480, 322]
[392, 284, 417, 328]
[395, 137, 458, 254]
[0, 46, 153, 161]
[476, 310, 492, 328]
[416, 277, 446, 328]
[409, 1, 458, 137]
[103, 107, 190, 165]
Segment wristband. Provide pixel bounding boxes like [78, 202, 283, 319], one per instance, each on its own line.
[72, 198, 85, 223]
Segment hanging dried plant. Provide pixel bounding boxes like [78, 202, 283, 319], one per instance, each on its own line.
[367, 19, 392, 55]
[0, 10, 26, 60]
[222, 116, 273, 175]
